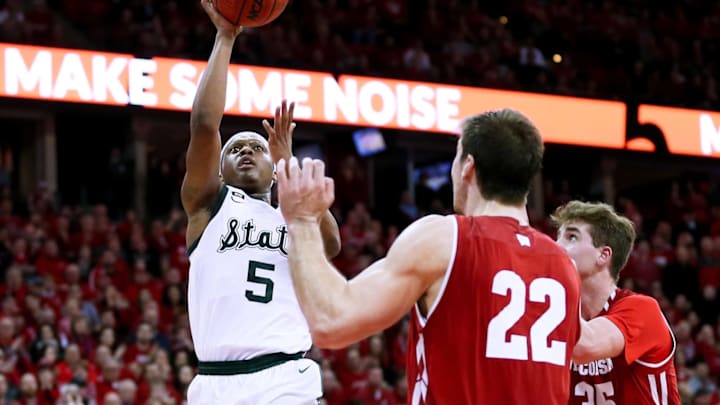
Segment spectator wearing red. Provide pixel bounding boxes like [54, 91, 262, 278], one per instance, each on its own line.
[148, 220, 171, 256]
[125, 260, 163, 306]
[69, 317, 95, 361]
[16, 372, 52, 405]
[160, 284, 185, 328]
[88, 250, 130, 294]
[36, 366, 58, 404]
[650, 230, 675, 268]
[675, 320, 697, 364]
[123, 323, 158, 367]
[175, 364, 193, 401]
[48, 215, 71, 253]
[97, 327, 126, 364]
[354, 366, 395, 405]
[34, 240, 67, 284]
[115, 378, 137, 405]
[136, 362, 179, 404]
[0, 197, 24, 231]
[390, 319, 409, 375]
[336, 347, 368, 398]
[0, 347, 21, 388]
[366, 334, 389, 371]
[322, 368, 348, 405]
[392, 372, 408, 404]
[57, 264, 93, 303]
[0, 267, 27, 303]
[94, 358, 124, 403]
[36, 276, 62, 318]
[68, 214, 101, 253]
[663, 244, 701, 303]
[623, 239, 661, 294]
[55, 344, 83, 386]
[10, 238, 29, 267]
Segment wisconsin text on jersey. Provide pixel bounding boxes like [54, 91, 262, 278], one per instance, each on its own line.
[571, 359, 614, 376]
[217, 218, 289, 256]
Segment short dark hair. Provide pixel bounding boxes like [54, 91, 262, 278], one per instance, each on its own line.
[551, 201, 636, 281]
[461, 109, 544, 205]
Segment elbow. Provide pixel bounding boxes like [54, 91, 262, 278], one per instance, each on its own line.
[572, 342, 599, 365]
[324, 236, 342, 259]
[190, 112, 218, 135]
[308, 319, 347, 350]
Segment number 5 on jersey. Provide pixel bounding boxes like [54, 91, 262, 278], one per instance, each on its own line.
[486, 269, 568, 366]
[245, 260, 275, 303]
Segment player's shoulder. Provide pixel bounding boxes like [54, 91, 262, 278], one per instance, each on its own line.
[404, 214, 456, 233]
[611, 289, 662, 312]
[389, 215, 455, 256]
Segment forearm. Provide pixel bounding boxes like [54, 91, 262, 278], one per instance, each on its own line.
[573, 317, 624, 363]
[190, 33, 235, 133]
[287, 221, 348, 335]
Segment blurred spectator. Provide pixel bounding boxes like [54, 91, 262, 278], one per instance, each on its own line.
[353, 365, 394, 404]
[0, 0, 25, 44]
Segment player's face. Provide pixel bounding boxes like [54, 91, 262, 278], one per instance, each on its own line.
[220, 132, 275, 194]
[556, 222, 602, 279]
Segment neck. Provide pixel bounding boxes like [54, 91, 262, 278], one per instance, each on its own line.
[580, 269, 616, 320]
[249, 192, 271, 204]
[463, 187, 529, 225]
[227, 183, 271, 204]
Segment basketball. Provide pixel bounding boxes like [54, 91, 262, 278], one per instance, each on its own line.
[214, 0, 289, 27]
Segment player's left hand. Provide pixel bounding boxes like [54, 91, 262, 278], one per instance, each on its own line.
[263, 100, 296, 164]
[277, 157, 334, 224]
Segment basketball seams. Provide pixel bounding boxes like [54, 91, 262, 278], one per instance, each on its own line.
[266, 0, 277, 24]
[236, 0, 248, 25]
[267, 0, 287, 22]
[217, 0, 288, 27]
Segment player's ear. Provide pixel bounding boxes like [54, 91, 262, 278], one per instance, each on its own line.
[597, 246, 612, 268]
[461, 154, 475, 181]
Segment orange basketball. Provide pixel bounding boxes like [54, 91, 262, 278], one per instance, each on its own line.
[214, 0, 289, 27]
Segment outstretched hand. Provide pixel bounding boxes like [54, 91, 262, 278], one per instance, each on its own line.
[277, 157, 335, 224]
[263, 100, 296, 164]
[200, 0, 243, 39]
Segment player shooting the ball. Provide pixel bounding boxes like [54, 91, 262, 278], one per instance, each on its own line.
[181, 1, 340, 404]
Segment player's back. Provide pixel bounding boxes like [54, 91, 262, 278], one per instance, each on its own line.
[187, 185, 311, 362]
[407, 215, 581, 405]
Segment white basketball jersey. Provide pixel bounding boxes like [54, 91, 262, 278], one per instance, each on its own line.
[187, 185, 311, 361]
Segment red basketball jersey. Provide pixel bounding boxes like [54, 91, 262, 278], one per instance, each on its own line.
[407, 216, 582, 404]
[570, 288, 681, 405]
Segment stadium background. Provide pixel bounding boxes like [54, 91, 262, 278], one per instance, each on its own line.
[0, 0, 719, 404]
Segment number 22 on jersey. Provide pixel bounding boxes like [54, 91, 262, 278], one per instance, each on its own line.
[486, 269, 568, 366]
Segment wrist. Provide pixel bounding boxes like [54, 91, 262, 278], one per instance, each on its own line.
[215, 31, 238, 44]
[287, 217, 322, 229]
